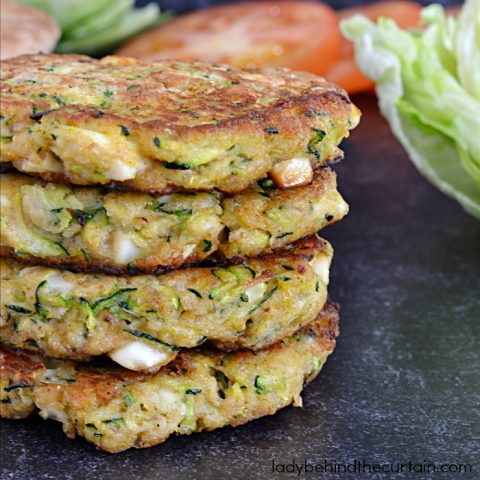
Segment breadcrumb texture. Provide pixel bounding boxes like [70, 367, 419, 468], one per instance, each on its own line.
[0, 304, 339, 452]
[0, 168, 347, 273]
[0, 54, 360, 193]
[0, 236, 332, 367]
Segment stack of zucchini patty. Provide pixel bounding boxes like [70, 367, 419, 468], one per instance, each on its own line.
[0, 54, 360, 452]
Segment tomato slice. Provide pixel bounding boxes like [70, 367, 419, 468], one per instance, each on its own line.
[326, 1, 422, 94]
[118, 2, 342, 76]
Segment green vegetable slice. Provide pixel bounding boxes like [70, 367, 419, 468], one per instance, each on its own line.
[67, 0, 133, 40]
[123, 328, 178, 350]
[92, 288, 137, 314]
[254, 375, 267, 394]
[20, 0, 167, 56]
[55, 4, 163, 56]
[34, 280, 48, 319]
[20, 0, 115, 32]
[248, 286, 278, 314]
[5, 305, 32, 315]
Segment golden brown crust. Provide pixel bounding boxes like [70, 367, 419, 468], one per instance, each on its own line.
[0, 54, 359, 192]
[0, 304, 339, 451]
[0, 234, 332, 364]
[0, 54, 351, 130]
[0, 303, 339, 391]
[0, 154, 344, 195]
[0, 347, 45, 419]
[0, 302, 338, 393]
[0, 347, 45, 384]
[1, 207, 336, 275]
[1, 236, 326, 275]
[2, 248, 209, 276]
[0, 167, 347, 275]
[61, 369, 143, 411]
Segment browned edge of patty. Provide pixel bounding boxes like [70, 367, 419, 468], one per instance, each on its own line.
[0, 302, 339, 406]
[0, 153, 343, 195]
[0, 346, 45, 387]
[1, 54, 352, 140]
[1, 233, 331, 276]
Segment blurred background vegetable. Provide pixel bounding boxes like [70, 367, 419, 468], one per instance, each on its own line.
[324, 1, 422, 93]
[118, 2, 344, 76]
[11, 0, 462, 95]
[19, 0, 169, 56]
[119, 0, 426, 92]
[343, 0, 480, 218]
[5, 0, 473, 218]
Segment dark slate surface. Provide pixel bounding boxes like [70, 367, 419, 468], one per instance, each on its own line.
[1, 95, 479, 480]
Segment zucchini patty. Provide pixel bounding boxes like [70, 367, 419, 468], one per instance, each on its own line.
[0, 304, 339, 453]
[0, 54, 360, 193]
[0, 169, 346, 273]
[0, 236, 332, 371]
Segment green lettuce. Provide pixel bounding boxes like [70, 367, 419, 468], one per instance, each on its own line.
[342, 0, 480, 219]
[20, 0, 168, 56]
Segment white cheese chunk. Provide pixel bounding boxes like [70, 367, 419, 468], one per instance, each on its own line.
[154, 389, 179, 409]
[270, 157, 313, 189]
[18, 266, 44, 278]
[182, 244, 196, 259]
[104, 159, 138, 181]
[109, 341, 169, 371]
[44, 273, 74, 296]
[310, 255, 330, 286]
[156, 195, 172, 204]
[52, 126, 143, 181]
[39, 408, 68, 424]
[151, 389, 186, 416]
[22, 153, 65, 173]
[245, 283, 266, 303]
[112, 232, 140, 264]
[0, 195, 10, 208]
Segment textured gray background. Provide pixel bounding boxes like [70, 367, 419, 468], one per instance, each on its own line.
[1, 94, 479, 479]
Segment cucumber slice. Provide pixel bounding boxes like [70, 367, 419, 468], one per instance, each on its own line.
[20, 0, 116, 32]
[55, 5, 161, 56]
[67, 0, 133, 40]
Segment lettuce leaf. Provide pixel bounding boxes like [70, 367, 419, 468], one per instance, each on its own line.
[20, 0, 166, 56]
[342, 0, 480, 219]
[55, 3, 162, 56]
